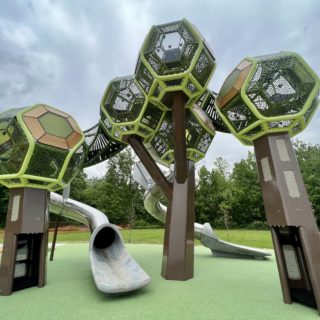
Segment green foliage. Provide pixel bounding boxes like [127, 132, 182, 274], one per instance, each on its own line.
[294, 139, 320, 223]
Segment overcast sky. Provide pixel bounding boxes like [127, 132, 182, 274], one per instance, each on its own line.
[0, 0, 319, 177]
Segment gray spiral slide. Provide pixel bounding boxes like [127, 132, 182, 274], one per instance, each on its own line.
[49, 193, 150, 294]
[133, 162, 270, 260]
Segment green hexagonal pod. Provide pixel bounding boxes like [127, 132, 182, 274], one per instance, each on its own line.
[100, 75, 166, 143]
[135, 19, 216, 110]
[0, 104, 86, 191]
[145, 105, 215, 167]
[216, 52, 320, 145]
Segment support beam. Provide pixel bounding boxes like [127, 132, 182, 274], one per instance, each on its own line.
[172, 91, 188, 183]
[161, 160, 195, 280]
[0, 188, 49, 295]
[49, 216, 59, 261]
[254, 133, 320, 313]
[128, 135, 172, 200]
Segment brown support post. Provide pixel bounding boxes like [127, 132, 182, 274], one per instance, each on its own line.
[0, 188, 50, 295]
[50, 216, 59, 261]
[128, 135, 172, 200]
[254, 133, 320, 312]
[161, 91, 195, 280]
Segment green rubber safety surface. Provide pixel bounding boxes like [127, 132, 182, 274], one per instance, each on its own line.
[0, 244, 318, 320]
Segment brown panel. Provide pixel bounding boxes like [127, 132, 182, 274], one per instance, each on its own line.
[66, 131, 82, 148]
[161, 160, 195, 280]
[39, 133, 69, 149]
[236, 59, 252, 71]
[217, 87, 239, 109]
[254, 133, 320, 313]
[44, 106, 69, 118]
[234, 65, 253, 91]
[23, 106, 47, 118]
[0, 232, 17, 295]
[67, 116, 82, 134]
[23, 116, 46, 140]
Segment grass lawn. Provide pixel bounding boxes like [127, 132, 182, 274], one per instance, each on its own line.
[0, 228, 273, 249]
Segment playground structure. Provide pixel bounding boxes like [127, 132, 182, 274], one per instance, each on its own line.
[0, 19, 319, 314]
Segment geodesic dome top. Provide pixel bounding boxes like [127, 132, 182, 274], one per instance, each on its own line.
[0, 105, 85, 191]
[100, 76, 166, 143]
[22, 105, 82, 149]
[135, 19, 216, 110]
[216, 52, 320, 145]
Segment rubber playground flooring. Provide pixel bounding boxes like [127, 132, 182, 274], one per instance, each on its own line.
[0, 243, 317, 320]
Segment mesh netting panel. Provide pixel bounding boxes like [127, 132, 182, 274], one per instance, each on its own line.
[0, 118, 29, 175]
[103, 78, 145, 123]
[63, 145, 85, 183]
[186, 110, 213, 153]
[221, 95, 258, 132]
[247, 54, 315, 119]
[83, 124, 126, 167]
[141, 103, 164, 130]
[151, 113, 173, 157]
[26, 143, 68, 178]
[192, 44, 215, 86]
[197, 92, 230, 133]
[144, 20, 199, 76]
[135, 60, 155, 94]
[0, 108, 26, 122]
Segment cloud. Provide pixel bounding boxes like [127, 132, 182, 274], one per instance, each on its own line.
[0, 0, 319, 177]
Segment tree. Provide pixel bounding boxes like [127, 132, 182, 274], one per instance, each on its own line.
[228, 152, 266, 228]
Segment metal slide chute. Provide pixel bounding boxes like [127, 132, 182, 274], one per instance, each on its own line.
[49, 193, 150, 294]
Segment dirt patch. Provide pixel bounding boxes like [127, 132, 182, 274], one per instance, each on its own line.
[49, 225, 89, 233]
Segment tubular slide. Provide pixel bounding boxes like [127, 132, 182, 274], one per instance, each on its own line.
[133, 162, 270, 260]
[49, 193, 150, 294]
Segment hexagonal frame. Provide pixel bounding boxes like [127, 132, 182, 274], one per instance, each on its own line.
[216, 52, 320, 145]
[0, 104, 85, 192]
[146, 105, 215, 167]
[135, 19, 216, 111]
[23, 105, 82, 150]
[100, 76, 166, 144]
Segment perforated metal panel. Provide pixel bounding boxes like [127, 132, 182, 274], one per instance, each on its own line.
[216, 52, 320, 145]
[136, 19, 216, 110]
[83, 124, 126, 167]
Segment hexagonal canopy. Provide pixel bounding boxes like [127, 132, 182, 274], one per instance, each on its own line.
[0, 105, 85, 192]
[135, 19, 216, 110]
[216, 52, 320, 145]
[100, 76, 166, 143]
[22, 105, 82, 150]
[147, 105, 215, 166]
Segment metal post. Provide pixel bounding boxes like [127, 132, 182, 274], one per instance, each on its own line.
[49, 216, 59, 261]
[0, 188, 49, 295]
[161, 91, 195, 280]
[254, 133, 320, 312]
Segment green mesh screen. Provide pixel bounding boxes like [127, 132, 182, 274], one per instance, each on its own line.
[196, 92, 230, 133]
[0, 118, 29, 175]
[141, 103, 164, 130]
[63, 145, 85, 183]
[247, 54, 315, 119]
[144, 20, 199, 76]
[26, 143, 68, 178]
[221, 95, 258, 132]
[103, 78, 145, 123]
[38, 112, 73, 138]
[135, 60, 155, 94]
[191, 44, 216, 86]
